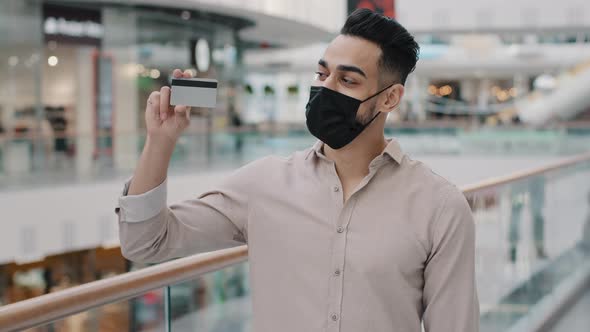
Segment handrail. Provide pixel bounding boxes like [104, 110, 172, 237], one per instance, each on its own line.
[461, 151, 590, 195]
[1, 152, 590, 331]
[0, 246, 248, 332]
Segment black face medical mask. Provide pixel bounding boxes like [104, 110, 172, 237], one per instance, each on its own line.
[305, 84, 394, 149]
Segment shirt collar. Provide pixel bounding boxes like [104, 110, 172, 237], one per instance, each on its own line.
[382, 139, 405, 164]
[305, 139, 404, 164]
[304, 140, 329, 162]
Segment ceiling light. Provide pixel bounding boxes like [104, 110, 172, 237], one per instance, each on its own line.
[48, 56, 58, 67]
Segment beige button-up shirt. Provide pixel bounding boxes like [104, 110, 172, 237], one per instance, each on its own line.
[116, 139, 479, 332]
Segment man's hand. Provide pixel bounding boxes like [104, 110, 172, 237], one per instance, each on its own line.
[145, 69, 193, 147]
[127, 69, 194, 196]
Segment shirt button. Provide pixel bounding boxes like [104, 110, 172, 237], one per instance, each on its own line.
[331, 314, 339, 321]
[334, 269, 341, 276]
[337, 226, 344, 233]
[333, 186, 340, 192]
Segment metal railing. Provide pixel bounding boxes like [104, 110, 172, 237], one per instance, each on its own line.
[0, 246, 248, 332]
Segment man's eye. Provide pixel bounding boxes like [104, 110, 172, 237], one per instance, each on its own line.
[342, 77, 355, 84]
[314, 72, 327, 80]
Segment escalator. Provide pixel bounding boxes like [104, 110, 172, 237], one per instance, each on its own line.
[517, 61, 590, 125]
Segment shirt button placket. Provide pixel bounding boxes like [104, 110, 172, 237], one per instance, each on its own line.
[329, 216, 347, 330]
[328, 179, 350, 331]
[332, 185, 342, 206]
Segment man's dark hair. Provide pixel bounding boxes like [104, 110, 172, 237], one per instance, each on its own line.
[340, 9, 419, 85]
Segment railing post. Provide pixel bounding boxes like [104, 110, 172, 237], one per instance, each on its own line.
[164, 286, 171, 332]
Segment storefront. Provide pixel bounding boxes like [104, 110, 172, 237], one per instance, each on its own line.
[0, 0, 247, 175]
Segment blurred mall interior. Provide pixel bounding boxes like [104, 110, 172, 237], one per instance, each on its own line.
[0, 0, 590, 331]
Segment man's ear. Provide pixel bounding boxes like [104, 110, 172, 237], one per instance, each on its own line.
[382, 84, 404, 113]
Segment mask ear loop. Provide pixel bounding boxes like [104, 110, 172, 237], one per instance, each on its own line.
[358, 83, 396, 128]
[361, 83, 395, 103]
[362, 109, 383, 129]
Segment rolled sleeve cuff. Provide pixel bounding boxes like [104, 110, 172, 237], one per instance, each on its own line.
[116, 176, 167, 223]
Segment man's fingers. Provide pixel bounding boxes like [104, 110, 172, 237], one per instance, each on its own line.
[160, 86, 172, 120]
[174, 105, 191, 128]
[147, 91, 160, 120]
[174, 105, 186, 113]
[172, 69, 183, 78]
[174, 105, 191, 118]
[183, 69, 194, 78]
[165, 69, 192, 121]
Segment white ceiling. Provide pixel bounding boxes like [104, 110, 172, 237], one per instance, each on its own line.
[39, 0, 336, 47]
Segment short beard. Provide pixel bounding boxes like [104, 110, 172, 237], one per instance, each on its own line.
[356, 99, 380, 125]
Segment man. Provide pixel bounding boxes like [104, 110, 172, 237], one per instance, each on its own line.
[116, 9, 479, 332]
[508, 176, 547, 263]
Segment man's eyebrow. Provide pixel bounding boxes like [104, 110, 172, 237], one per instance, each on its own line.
[337, 64, 367, 78]
[318, 59, 367, 78]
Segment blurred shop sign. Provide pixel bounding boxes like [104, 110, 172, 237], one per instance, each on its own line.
[195, 38, 211, 72]
[451, 34, 501, 57]
[191, 38, 219, 73]
[43, 3, 103, 46]
[348, 0, 395, 18]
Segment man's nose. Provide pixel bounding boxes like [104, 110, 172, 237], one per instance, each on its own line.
[322, 75, 337, 90]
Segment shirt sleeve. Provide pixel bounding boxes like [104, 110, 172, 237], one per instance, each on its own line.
[422, 186, 480, 332]
[115, 161, 258, 264]
[116, 177, 168, 222]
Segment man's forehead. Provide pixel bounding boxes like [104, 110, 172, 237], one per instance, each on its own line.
[322, 35, 381, 72]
